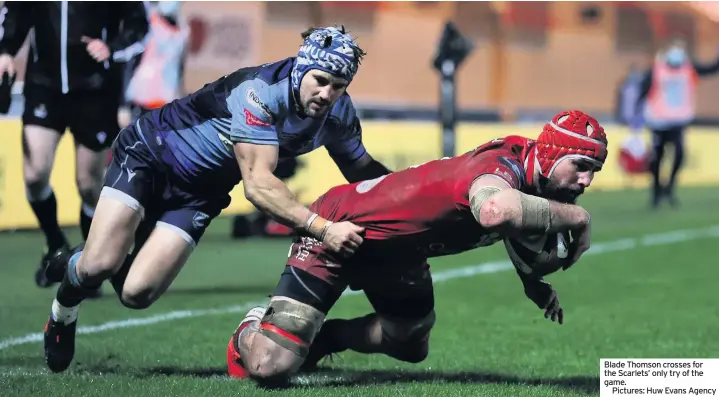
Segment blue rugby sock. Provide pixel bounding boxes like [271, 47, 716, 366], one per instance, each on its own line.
[56, 250, 98, 307]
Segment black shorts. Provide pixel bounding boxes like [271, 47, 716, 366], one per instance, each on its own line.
[102, 123, 229, 246]
[651, 126, 684, 150]
[273, 263, 435, 321]
[22, 83, 120, 152]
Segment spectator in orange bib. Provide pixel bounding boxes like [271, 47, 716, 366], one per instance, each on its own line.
[636, 37, 719, 208]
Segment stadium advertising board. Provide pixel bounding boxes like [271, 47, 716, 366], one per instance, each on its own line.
[1, 120, 718, 230]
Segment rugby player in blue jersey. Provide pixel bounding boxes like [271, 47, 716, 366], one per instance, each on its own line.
[41, 25, 391, 373]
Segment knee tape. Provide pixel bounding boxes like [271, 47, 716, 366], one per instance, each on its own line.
[258, 298, 325, 357]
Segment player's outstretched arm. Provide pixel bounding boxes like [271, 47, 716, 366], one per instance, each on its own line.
[235, 142, 317, 234]
[234, 142, 365, 256]
[469, 175, 590, 237]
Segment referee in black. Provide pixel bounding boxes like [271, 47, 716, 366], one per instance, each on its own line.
[0, 2, 148, 290]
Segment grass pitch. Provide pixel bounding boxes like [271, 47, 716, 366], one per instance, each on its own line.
[1, 186, 719, 397]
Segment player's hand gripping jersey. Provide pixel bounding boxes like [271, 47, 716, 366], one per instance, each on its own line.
[309, 136, 532, 258]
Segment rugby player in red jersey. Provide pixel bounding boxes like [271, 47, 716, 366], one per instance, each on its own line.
[226, 110, 608, 385]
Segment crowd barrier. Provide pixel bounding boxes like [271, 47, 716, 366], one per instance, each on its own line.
[2, 120, 719, 230]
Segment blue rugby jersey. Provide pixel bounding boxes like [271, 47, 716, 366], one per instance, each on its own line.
[133, 57, 367, 194]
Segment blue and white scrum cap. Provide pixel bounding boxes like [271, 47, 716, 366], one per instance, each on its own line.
[291, 26, 362, 92]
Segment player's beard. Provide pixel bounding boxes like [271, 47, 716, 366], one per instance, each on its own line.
[555, 187, 583, 204]
[542, 178, 584, 204]
[294, 91, 329, 119]
[304, 99, 330, 118]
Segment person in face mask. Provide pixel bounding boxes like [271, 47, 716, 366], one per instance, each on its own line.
[635, 37, 719, 209]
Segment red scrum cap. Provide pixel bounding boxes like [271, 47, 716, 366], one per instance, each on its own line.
[525, 110, 608, 185]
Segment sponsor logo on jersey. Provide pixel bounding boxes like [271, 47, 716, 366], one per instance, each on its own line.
[498, 156, 526, 186]
[245, 88, 274, 122]
[494, 167, 514, 183]
[244, 108, 271, 127]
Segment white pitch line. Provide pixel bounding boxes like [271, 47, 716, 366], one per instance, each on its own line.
[0, 225, 717, 352]
[0, 367, 47, 377]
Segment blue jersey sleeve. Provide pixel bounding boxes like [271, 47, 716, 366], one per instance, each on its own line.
[226, 79, 278, 146]
[325, 99, 368, 166]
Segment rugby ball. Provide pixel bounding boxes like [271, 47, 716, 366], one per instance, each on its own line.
[503, 231, 572, 277]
